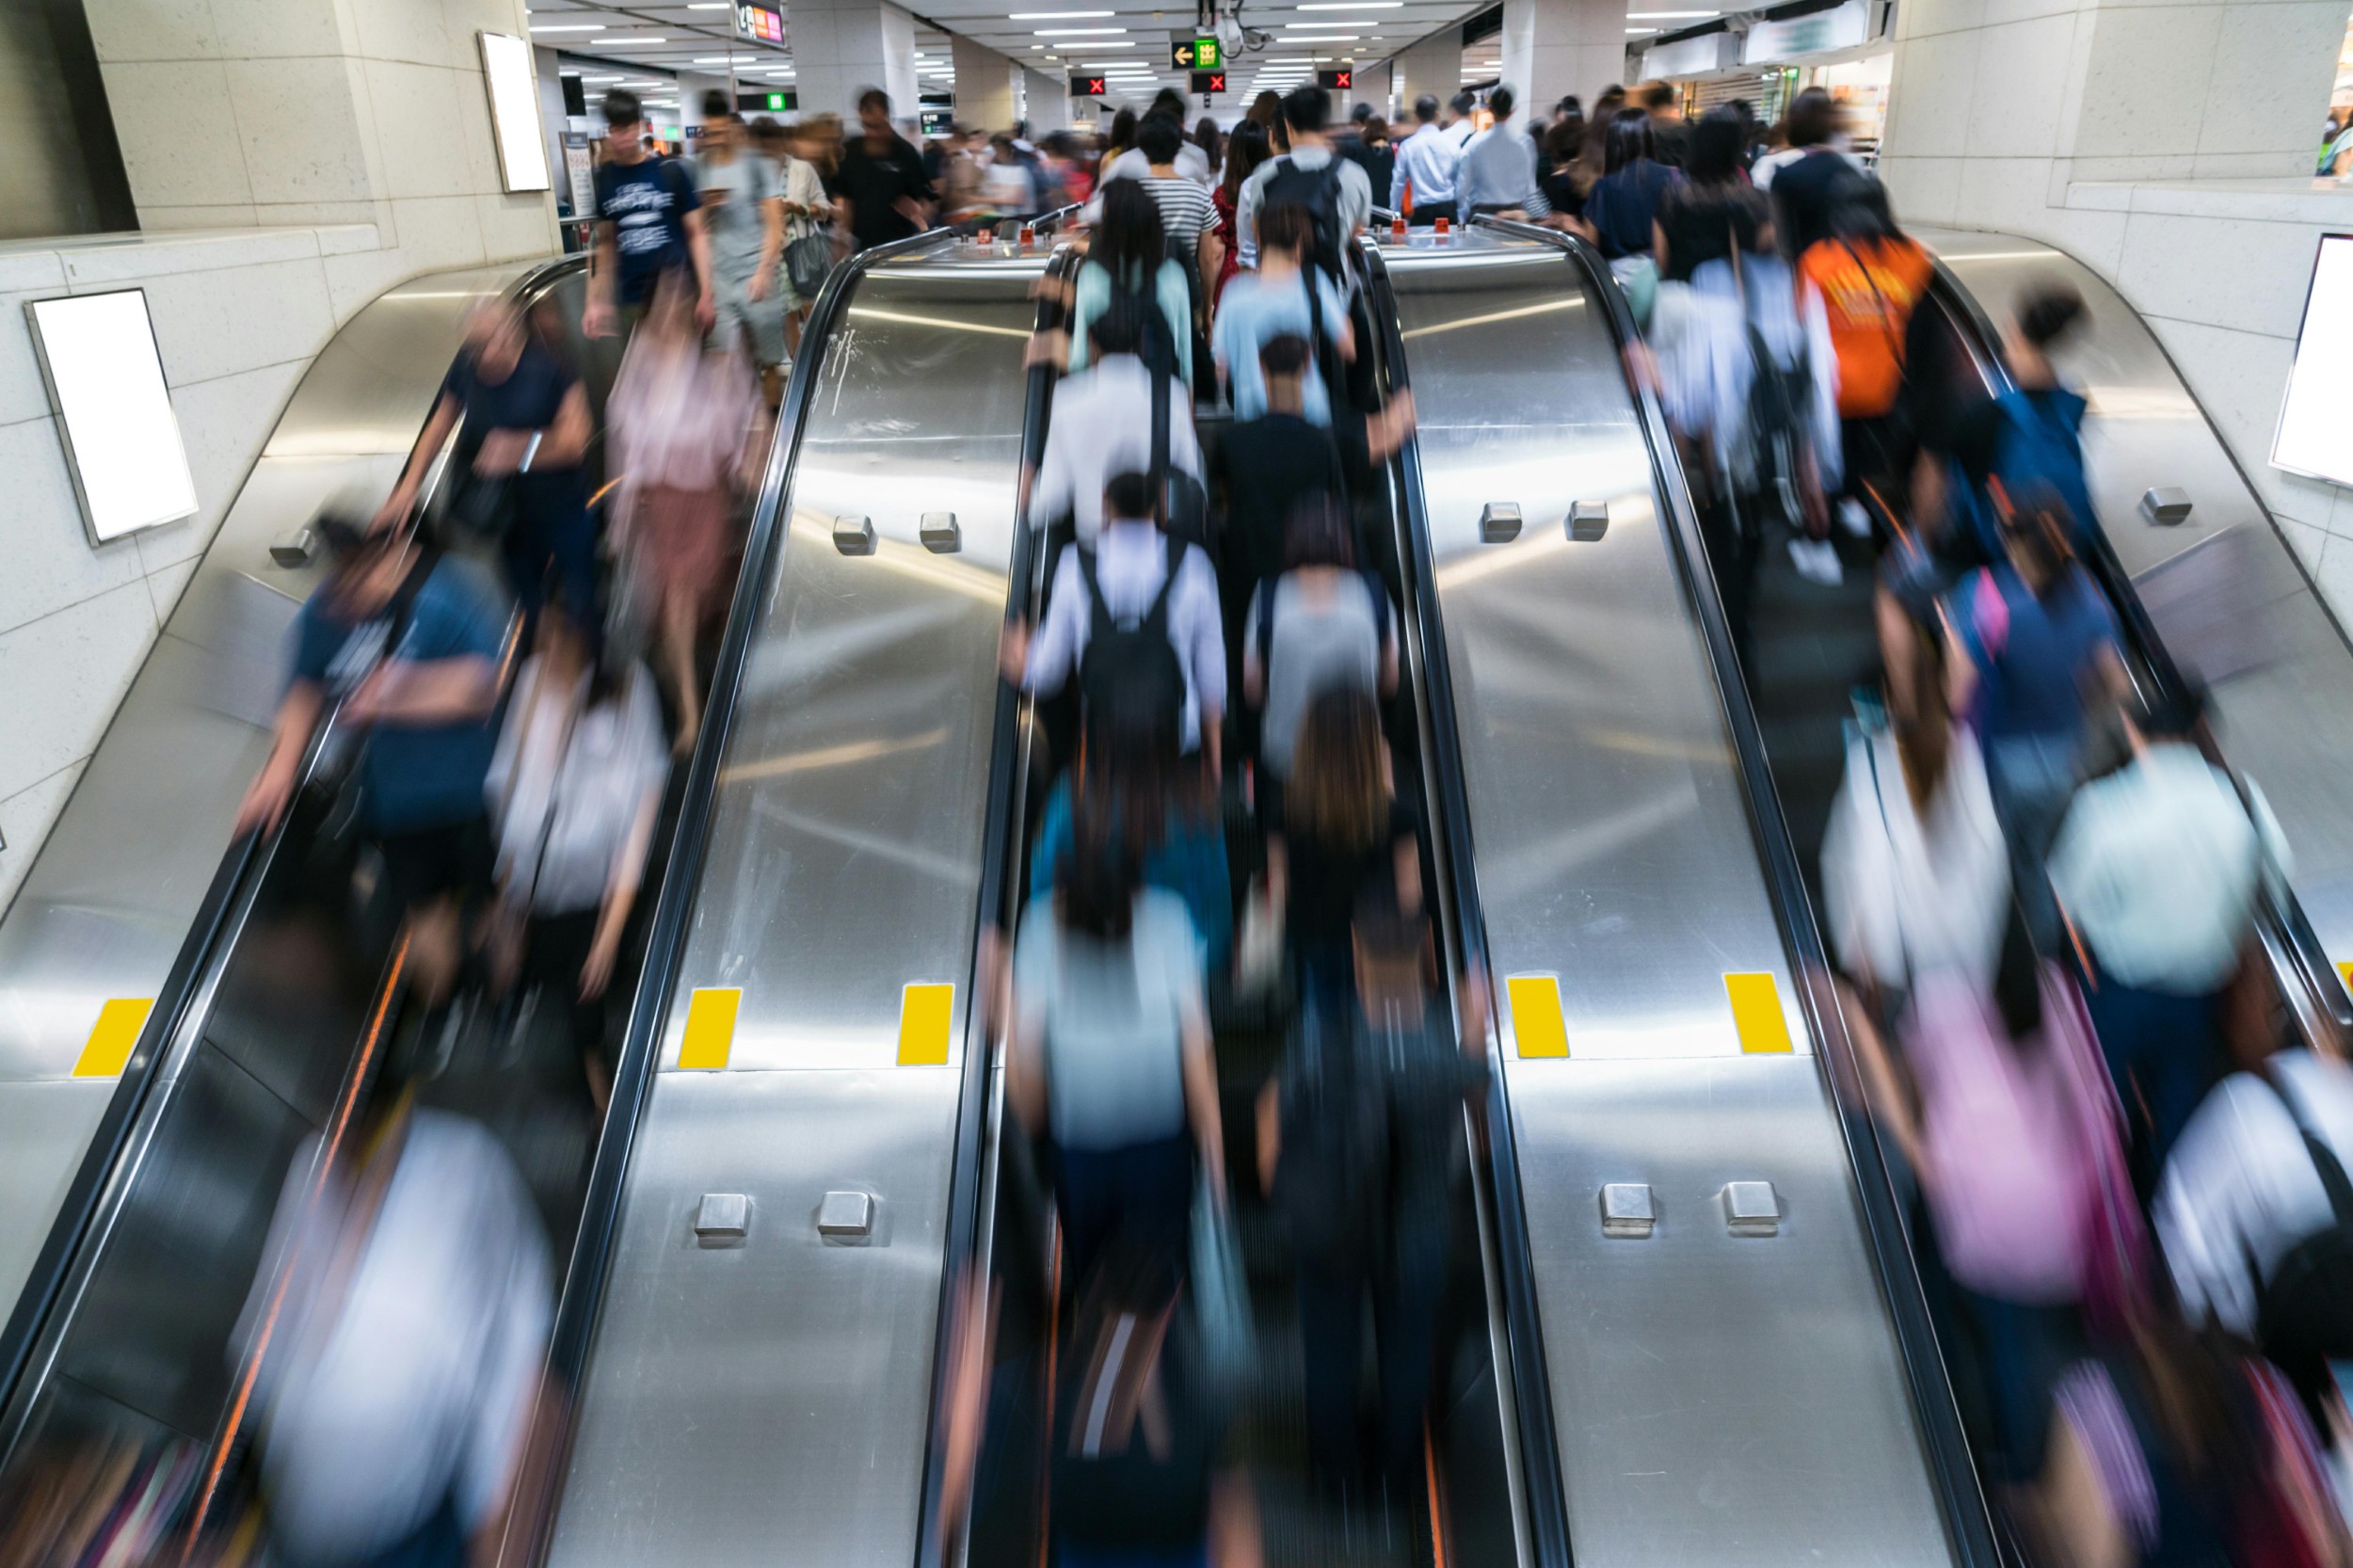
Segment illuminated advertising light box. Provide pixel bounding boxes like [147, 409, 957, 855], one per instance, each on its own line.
[2274, 233, 2353, 487]
[738, 2, 786, 43]
[25, 289, 199, 544]
[477, 32, 552, 192]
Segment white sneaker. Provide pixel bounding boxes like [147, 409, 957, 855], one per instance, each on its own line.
[1837, 498, 1872, 537]
[1788, 536, 1846, 585]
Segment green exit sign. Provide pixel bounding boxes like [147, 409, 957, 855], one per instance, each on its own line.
[737, 89, 797, 112]
[1169, 36, 1220, 69]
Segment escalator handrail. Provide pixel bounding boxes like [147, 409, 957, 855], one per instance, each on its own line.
[0, 253, 588, 1442]
[1928, 260, 2353, 1041]
[1467, 214, 2006, 1568]
[1355, 233, 1577, 1568]
[910, 243, 1075, 1568]
[537, 223, 957, 1400]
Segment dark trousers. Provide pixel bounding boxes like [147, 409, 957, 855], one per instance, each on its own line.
[1296, 1238, 1447, 1484]
[524, 907, 606, 1064]
[2084, 960, 2224, 1199]
[1054, 1132, 1194, 1290]
[1700, 497, 1762, 674]
[502, 488, 599, 630]
[1406, 200, 1458, 229]
[280, 1493, 464, 1568]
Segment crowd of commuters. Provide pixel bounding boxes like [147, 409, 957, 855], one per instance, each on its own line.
[66, 64, 2338, 1568]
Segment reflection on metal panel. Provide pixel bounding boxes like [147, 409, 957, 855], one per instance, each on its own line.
[1386, 232, 1951, 1567]
[1919, 228, 2353, 966]
[546, 252, 1030, 1568]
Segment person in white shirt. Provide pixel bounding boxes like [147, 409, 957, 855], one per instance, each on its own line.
[2155, 1044, 2353, 1423]
[1015, 471, 1226, 764]
[1456, 86, 1552, 220]
[1102, 96, 1217, 187]
[1236, 86, 1373, 270]
[1444, 91, 1479, 149]
[1026, 301, 1203, 548]
[1390, 94, 1461, 228]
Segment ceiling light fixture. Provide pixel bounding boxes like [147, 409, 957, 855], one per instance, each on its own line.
[1625, 8, 1719, 14]
[527, 23, 604, 31]
[1010, 8, 1113, 13]
[1035, 26, 1126, 33]
[616, 36, 668, 42]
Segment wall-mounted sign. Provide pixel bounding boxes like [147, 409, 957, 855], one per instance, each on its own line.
[1192, 70, 1225, 94]
[477, 32, 552, 192]
[25, 290, 199, 544]
[1317, 68, 1352, 89]
[737, 2, 785, 44]
[2275, 233, 2353, 486]
[1070, 72, 1108, 97]
[1641, 30, 1738, 79]
[1742, 0, 1869, 62]
[1170, 37, 1219, 69]
[920, 107, 952, 135]
[736, 90, 796, 112]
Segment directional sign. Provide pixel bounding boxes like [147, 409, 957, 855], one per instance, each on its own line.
[1070, 72, 1109, 97]
[736, 1, 785, 43]
[1317, 67, 1352, 89]
[1170, 36, 1220, 69]
[1192, 69, 1225, 94]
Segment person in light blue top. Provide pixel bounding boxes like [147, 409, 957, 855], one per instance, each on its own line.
[1458, 86, 1551, 220]
[1389, 94, 1461, 227]
[1063, 179, 1193, 393]
[1211, 202, 1353, 425]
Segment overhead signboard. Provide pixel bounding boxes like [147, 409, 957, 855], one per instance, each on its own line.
[2274, 233, 2353, 486]
[1741, 0, 1869, 61]
[1317, 67, 1353, 89]
[919, 107, 952, 135]
[1170, 36, 1219, 69]
[1070, 72, 1109, 97]
[1192, 69, 1225, 94]
[1641, 30, 1738, 78]
[737, 89, 796, 112]
[736, 1, 785, 44]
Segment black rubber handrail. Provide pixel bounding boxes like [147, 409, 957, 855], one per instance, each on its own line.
[1929, 261, 2353, 1039]
[1469, 214, 2005, 1568]
[538, 225, 961, 1407]
[0, 253, 587, 1449]
[910, 242, 1074, 1568]
[1357, 235, 1576, 1568]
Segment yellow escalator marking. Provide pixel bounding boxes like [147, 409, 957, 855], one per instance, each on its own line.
[72, 998, 154, 1079]
[678, 987, 742, 1070]
[1725, 972, 1793, 1054]
[1506, 975, 1568, 1059]
[898, 984, 954, 1065]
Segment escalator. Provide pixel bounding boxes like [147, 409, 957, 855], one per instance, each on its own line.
[0, 256, 614, 1504]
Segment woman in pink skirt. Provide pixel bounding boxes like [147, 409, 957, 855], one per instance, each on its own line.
[608, 271, 768, 753]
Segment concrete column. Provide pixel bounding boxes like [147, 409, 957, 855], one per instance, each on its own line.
[1026, 70, 1074, 135]
[80, 0, 555, 260]
[1501, 0, 1627, 119]
[1392, 28, 1460, 118]
[952, 34, 1020, 131]
[791, 0, 920, 124]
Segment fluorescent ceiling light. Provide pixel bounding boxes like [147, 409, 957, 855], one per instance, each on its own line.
[1281, 30, 1356, 37]
[694, 56, 742, 63]
[528, 23, 604, 32]
[584, 73, 623, 82]
[1011, 8, 1112, 12]
[1626, 25, 1656, 32]
[616, 36, 668, 43]
[689, 3, 730, 8]
[1625, 8, 1719, 14]
[1071, 40, 1135, 46]
[1035, 26, 1125, 33]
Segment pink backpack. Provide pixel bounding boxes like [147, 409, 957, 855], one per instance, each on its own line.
[1904, 965, 2124, 1304]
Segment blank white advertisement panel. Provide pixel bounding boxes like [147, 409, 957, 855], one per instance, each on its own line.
[480, 31, 552, 193]
[26, 290, 198, 543]
[2275, 233, 2353, 487]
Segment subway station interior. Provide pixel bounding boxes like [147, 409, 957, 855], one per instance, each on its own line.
[7, 0, 2353, 1564]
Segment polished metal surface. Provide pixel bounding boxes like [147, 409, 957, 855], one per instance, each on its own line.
[1383, 230, 1953, 1566]
[545, 244, 1032, 1568]
[0, 260, 548, 1316]
[1919, 228, 2353, 967]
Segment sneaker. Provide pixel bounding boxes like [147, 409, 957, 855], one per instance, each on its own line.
[1788, 536, 1845, 585]
[1837, 497, 1873, 538]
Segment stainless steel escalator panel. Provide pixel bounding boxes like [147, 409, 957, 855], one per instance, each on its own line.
[544, 251, 1032, 1568]
[0, 259, 549, 1320]
[1918, 227, 2353, 966]
[1385, 232, 1953, 1567]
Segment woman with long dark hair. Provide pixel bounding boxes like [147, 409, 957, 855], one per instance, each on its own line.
[1211, 119, 1271, 308]
[1060, 177, 1194, 390]
[1104, 105, 1139, 165]
[1584, 105, 1675, 260]
[1652, 106, 1768, 283]
[1193, 114, 1223, 173]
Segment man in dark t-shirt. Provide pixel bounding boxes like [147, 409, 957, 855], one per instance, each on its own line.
[835, 88, 935, 251]
[585, 88, 712, 338]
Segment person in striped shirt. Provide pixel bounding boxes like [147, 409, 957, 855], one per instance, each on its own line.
[1135, 116, 1225, 309]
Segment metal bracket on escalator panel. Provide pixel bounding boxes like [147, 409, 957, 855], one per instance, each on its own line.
[1480, 502, 1522, 543]
[834, 514, 876, 554]
[1599, 1182, 1655, 1238]
[2139, 487, 2192, 526]
[1567, 501, 1609, 542]
[1721, 1181, 1782, 1237]
[920, 511, 962, 552]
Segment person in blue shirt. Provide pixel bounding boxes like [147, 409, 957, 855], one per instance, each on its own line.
[1211, 202, 1353, 425]
[1389, 94, 1460, 228]
[584, 88, 712, 341]
[237, 517, 512, 1012]
[1945, 495, 2123, 950]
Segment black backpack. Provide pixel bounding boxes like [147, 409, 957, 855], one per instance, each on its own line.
[1261, 155, 1347, 282]
[1744, 316, 1814, 532]
[1077, 535, 1189, 740]
[1273, 994, 1392, 1272]
[2254, 1071, 2353, 1429]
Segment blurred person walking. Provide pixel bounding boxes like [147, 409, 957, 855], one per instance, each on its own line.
[378, 295, 595, 628]
[1444, 91, 1479, 151]
[2053, 682, 2292, 1190]
[776, 119, 838, 363]
[1762, 87, 1864, 257]
[1213, 202, 1355, 424]
[1651, 107, 1768, 284]
[1211, 120, 1271, 308]
[1130, 115, 1225, 309]
[1583, 107, 1676, 264]
[607, 272, 769, 755]
[1235, 85, 1373, 272]
[1354, 118, 1396, 215]
[1638, 80, 1689, 169]
[1391, 94, 1462, 229]
[1193, 115, 1223, 175]
[1104, 98, 1214, 185]
[234, 1065, 551, 1568]
[1009, 814, 1227, 1287]
[1059, 178, 1194, 394]
[1242, 496, 1400, 810]
[1258, 891, 1485, 1494]
[694, 93, 787, 397]
[1458, 86, 1553, 221]
[484, 593, 667, 1113]
[1797, 169, 1933, 536]
[238, 518, 509, 1024]
[584, 88, 712, 340]
[1538, 113, 1588, 228]
[837, 89, 935, 252]
[1027, 300, 1205, 552]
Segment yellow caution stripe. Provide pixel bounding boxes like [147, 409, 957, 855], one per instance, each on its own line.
[898, 984, 954, 1065]
[72, 998, 154, 1079]
[1724, 971, 1793, 1054]
[1506, 975, 1568, 1059]
[678, 987, 742, 1070]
